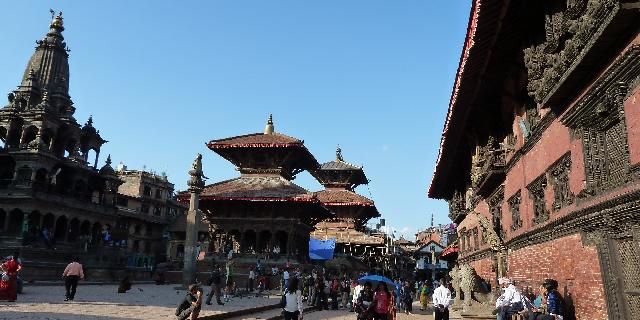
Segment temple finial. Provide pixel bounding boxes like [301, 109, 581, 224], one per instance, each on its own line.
[105, 154, 112, 166]
[86, 115, 93, 127]
[49, 10, 64, 32]
[336, 145, 344, 162]
[264, 114, 275, 134]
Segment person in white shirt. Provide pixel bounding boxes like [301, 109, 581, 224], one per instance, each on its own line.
[432, 278, 452, 320]
[283, 269, 290, 291]
[248, 269, 256, 292]
[283, 277, 303, 320]
[352, 283, 363, 311]
[495, 278, 523, 320]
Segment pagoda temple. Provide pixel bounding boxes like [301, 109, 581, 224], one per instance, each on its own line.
[195, 115, 331, 260]
[310, 148, 384, 262]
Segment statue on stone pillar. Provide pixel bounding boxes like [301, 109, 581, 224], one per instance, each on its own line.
[183, 153, 207, 287]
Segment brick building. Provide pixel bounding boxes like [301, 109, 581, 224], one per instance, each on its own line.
[114, 164, 187, 266]
[428, 1, 640, 319]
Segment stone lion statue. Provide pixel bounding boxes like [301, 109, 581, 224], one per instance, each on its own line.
[458, 263, 495, 314]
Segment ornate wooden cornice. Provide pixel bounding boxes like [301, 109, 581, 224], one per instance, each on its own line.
[524, 0, 638, 106]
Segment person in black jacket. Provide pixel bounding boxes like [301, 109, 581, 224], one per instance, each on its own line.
[205, 265, 224, 306]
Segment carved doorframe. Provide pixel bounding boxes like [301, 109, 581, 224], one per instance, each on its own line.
[589, 224, 640, 320]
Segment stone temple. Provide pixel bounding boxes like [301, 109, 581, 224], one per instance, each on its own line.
[0, 13, 186, 280]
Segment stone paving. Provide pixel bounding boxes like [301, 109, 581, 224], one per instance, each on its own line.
[0, 284, 278, 320]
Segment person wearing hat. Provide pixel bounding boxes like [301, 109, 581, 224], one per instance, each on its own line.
[495, 278, 523, 320]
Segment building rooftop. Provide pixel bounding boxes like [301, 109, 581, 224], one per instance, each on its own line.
[199, 175, 317, 202]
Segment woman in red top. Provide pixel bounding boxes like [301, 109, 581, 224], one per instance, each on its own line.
[0, 252, 22, 302]
[371, 282, 391, 320]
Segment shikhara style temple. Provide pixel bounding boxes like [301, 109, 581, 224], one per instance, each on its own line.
[0, 13, 186, 281]
[191, 116, 332, 261]
[429, 1, 640, 319]
[310, 148, 384, 262]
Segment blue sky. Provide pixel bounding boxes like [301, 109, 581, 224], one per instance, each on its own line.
[0, 1, 470, 240]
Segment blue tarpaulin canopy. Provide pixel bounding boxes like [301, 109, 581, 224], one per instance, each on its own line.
[309, 238, 336, 260]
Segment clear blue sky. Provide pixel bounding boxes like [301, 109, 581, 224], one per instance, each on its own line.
[0, 1, 470, 240]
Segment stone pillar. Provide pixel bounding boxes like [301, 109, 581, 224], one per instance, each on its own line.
[183, 154, 206, 287]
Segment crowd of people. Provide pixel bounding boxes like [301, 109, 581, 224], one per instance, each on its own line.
[494, 277, 566, 320]
[1, 250, 568, 320]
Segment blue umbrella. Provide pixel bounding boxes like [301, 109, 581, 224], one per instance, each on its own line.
[358, 275, 395, 287]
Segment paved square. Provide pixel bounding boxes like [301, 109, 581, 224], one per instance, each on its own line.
[0, 284, 278, 320]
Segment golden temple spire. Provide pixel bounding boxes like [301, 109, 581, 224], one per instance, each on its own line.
[264, 114, 274, 135]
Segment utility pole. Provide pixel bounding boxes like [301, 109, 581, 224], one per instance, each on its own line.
[183, 153, 206, 287]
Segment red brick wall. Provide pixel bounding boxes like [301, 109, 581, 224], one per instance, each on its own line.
[469, 257, 495, 289]
[625, 85, 640, 166]
[508, 233, 607, 320]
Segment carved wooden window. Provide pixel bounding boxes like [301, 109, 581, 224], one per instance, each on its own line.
[472, 228, 479, 251]
[528, 175, 549, 225]
[550, 154, 574, 211]
[488, 187, 505, 240]
[560, 51, 638, 197]
[448, 190, 466, 221]
[459, 228, 466, 252]
[508, 191, 522, 231]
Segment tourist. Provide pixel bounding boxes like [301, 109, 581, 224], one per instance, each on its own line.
[340, 276, 350, 309]
[248, 267, 255, 292]
[175, 284, 203, 320]
[205, 265, 224, 306]
[329, 278, 340, 310]
[495, 278, 524, 320]
[282, 277, 304, 320]
[371, 282, 392, 320]
[62, 257, 84, 301]
[352, 280, 363, 312]
[355, 282, 374, 320]
[432, 278, 452, 320]
[313, 275, 326, 309]
[543, 279, 564, 320]
[283, 268, 290, 290]
[400, 281, 413, 314]
[0, 252, 22, 302]
[224, 259, 234, 302]
[533, 285, 546, 312]
[393, 279, 401, 309]
[419, 282, 430, 311]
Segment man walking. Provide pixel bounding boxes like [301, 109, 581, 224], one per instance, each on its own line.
[432, 278, 452, 320]
[62, 257, 84, 301]
[205, 265, 224, 306]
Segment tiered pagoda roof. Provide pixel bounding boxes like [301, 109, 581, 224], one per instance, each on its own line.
[206, 115, 319, 180]
[311, 148, 379, 244]
[312, 147, 379, 222]
[195, 115, 331, 223]
[200, 175, 316, 202]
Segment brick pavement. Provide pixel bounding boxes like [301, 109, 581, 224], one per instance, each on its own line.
[0, 284, 279, 320]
